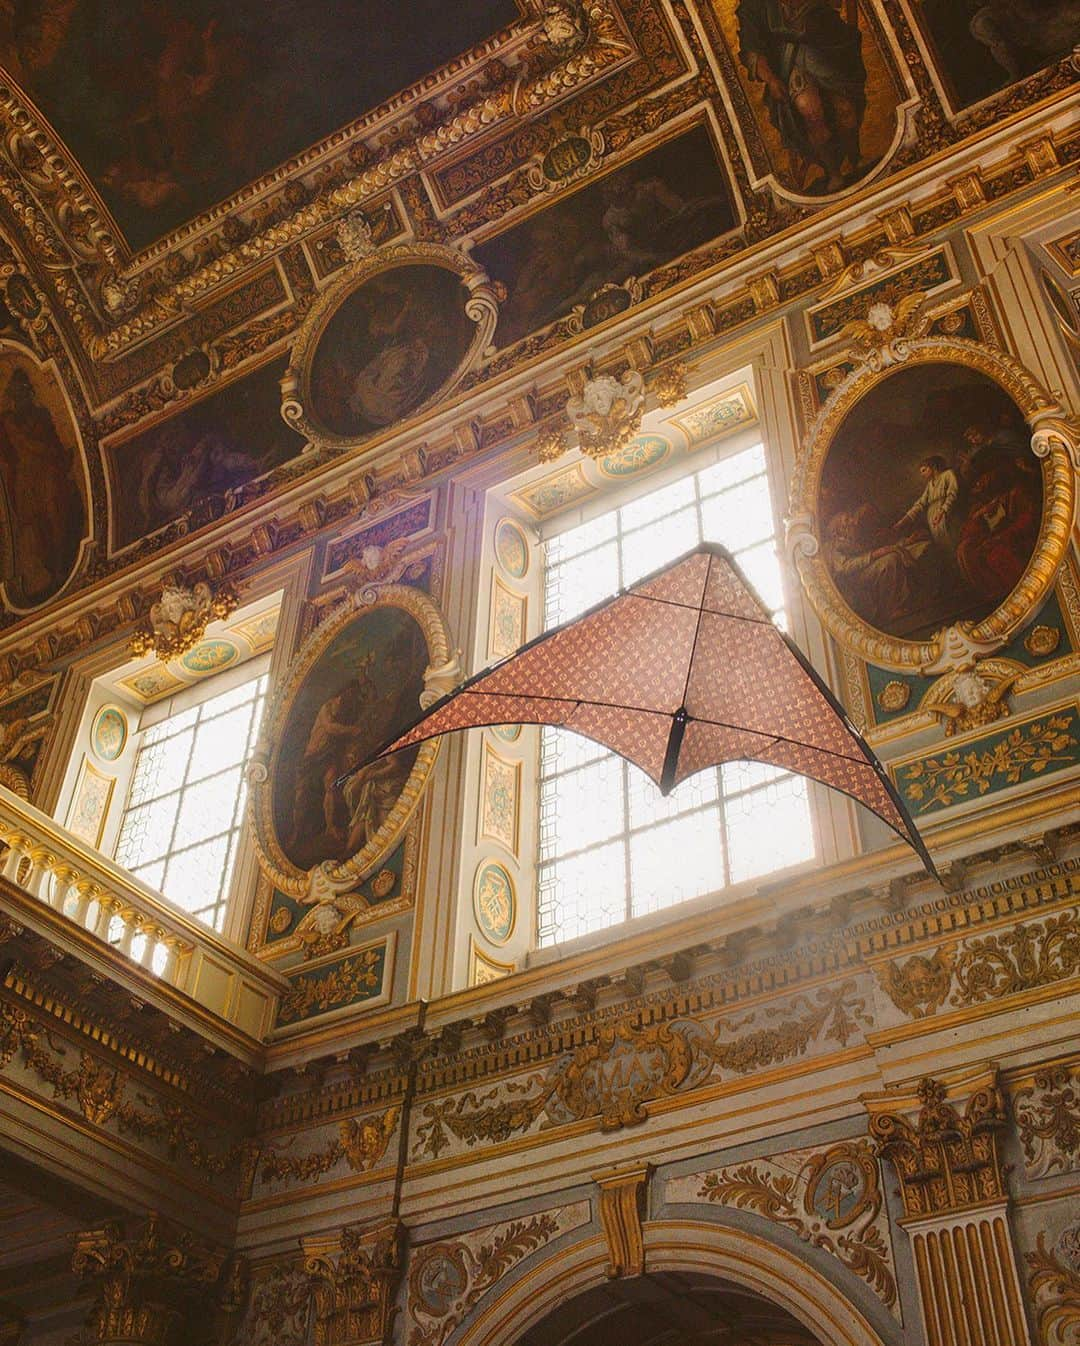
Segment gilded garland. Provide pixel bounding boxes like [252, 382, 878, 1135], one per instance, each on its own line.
[248, 584, 454, 903]
[281, 242, 499, 451]
[787, 329, 1078, 673]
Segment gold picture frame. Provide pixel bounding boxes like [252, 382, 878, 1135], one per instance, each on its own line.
[787, 336, 1078, 673]
[281, 241, 499, 452]
[249, 584, 453, 900]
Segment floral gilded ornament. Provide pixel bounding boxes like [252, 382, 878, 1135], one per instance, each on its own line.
[561, 369, 645, 461]
[129, 580, 239, 660]
[1013, 1066, 1080, 1179]
[867, 1074, 1007, 1218]
[692, 1140, 897, 1311]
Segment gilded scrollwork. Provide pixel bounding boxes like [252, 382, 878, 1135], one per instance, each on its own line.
[406, 1205, 588, 1346]
[950, 910, 1080, 1007]
[1013, 1066, 1080, 1179]
[1026, 1232, 1080, 1346]
[686, 1139, 898, 1313]
[412, 985, 868, 1158]
[787, 331, 1079, 673]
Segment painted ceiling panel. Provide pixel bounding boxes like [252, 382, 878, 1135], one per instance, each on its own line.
[0, 0, 519, 250]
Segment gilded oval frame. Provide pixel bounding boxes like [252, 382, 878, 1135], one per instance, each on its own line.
[787, 338, 1078, 672]
[249, 584, 451, 898]
[281, 241, 499, 451]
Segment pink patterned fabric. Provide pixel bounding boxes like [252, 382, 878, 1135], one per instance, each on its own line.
[359, 545, 932, 871]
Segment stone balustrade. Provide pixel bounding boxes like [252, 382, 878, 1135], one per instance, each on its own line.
[0, 784, 283, 1041]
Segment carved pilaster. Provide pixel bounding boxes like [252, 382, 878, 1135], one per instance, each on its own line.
[72, 1214, 227, 1346]
[865, 1069, 1032, 1346]
[594, 1164, 650, 1278]
[303, 1219, 403, 1346]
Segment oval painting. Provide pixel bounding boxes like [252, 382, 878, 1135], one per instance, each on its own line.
[272, 605, 429, 872]
[308, 264, 476, 440]
[819, 363, 1042, 642]
[0, 352, 86, 608]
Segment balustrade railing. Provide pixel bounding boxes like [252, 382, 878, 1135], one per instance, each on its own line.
[0, 784, 283, 1042]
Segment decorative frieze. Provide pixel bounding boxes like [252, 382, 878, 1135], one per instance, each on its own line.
[874, 905, 1080, 1020]
[412, 983, 870, 1161]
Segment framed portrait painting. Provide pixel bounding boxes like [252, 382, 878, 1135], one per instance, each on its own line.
[283, 243, 498, 450]
[789, 340, 1078, 672]
[249, 585, 453, 897]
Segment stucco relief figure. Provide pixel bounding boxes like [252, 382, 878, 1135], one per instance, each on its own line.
[819, 363, 1042, 641]
[0, 358, 85, 608]
[736, 0, 868, 194]
[274, 608, 427, 871]
[307, 267, 475, 440]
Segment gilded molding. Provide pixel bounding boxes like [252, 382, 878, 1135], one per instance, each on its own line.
[594, 1164, 650, 1278]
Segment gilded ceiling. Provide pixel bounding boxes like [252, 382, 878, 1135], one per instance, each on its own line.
[0, 0, 1076, 646]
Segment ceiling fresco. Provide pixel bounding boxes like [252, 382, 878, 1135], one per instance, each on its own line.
[475, 123, 736, 348]
[0, 0, 519, 251]
[0, 0, 1074, 638]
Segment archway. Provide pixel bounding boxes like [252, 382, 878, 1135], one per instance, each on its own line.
[452, 1222, 890, 1346]
[514, 1270, 821, 1345]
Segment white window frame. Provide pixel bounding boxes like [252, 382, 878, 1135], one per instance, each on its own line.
[110, 654, 271, 933]
[532, 436, 818, 949]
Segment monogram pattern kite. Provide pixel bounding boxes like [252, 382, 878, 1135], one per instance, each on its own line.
[342, 545, 937, 877]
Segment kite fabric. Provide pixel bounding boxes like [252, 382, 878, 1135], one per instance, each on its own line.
[340, 542, 939, 881]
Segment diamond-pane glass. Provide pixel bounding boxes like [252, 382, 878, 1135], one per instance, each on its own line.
[114, 673, 268, 931]
[536, 444, 815, 946]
